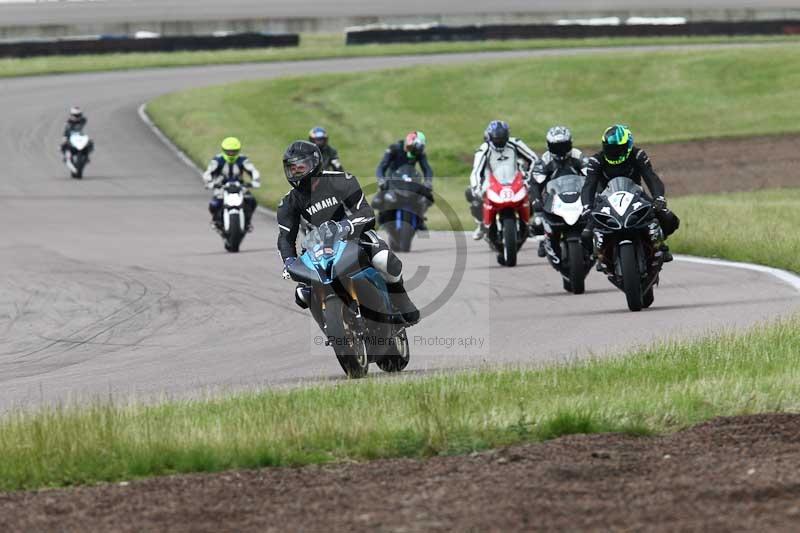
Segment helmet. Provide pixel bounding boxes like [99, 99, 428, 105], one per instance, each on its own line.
[546, 126, 573, 161]
[283, 140, 322, 188]
[484, 120, 510, 150]
[308, 126, 328, 148]
[601, 125, 634, 165]
[404, 131, 426, 159]
[68, 106, 83, 123]
[221, 137, 242, 164]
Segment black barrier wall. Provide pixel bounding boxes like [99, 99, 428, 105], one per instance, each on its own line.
[346, 20, 800, 45]
[0, 32, 299, 58]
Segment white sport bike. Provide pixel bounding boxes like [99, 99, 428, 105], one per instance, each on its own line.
[65, 130, 92, 179]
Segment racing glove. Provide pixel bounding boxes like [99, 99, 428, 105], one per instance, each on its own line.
[653, 196, 668, 211]
[282, 257, 296, 280]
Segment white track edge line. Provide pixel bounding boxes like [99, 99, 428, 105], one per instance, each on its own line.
[139, 103, 800, 294]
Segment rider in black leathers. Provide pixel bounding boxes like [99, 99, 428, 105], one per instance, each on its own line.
[278, 140, 420, 325]
[309, 126, 344, 172]
[60, 106, 93, 161]
[376, 131, 433, 189]
[581, 125, 680, 262]
[529, 126, 587, 257]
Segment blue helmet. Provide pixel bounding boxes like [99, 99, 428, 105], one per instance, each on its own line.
[308, 126, 328, 147]
[484, 120, 510, 150]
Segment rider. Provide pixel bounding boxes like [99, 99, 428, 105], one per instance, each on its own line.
[376, 131, 433, 190]
[202, 137, 261, 232]
[309, 126, 344, 172]
[60, 106, 93, 161]
[581, 125, 679, 262]
[467, 120, 538, 240]
[530, 126, 588, 257]
[279, 140, 420, 325]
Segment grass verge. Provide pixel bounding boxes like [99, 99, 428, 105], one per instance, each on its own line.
[1, 34, 796, 79]
[1, 317, 799, 492]
[148, 44, 800, 230]
[670, 189, 800, 273]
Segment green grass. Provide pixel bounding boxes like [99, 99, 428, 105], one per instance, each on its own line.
[148, 44, 800, 230]
[1, 317, 799, 492]
[1, 34, 796, 79]
[671, 189, 800, 273]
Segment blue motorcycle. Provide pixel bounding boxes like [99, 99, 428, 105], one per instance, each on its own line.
[288, 221, 411, 378]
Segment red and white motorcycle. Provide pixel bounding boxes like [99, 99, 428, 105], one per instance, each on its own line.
[481, 151, 531, 266]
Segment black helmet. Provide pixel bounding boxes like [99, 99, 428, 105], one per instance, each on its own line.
[68, 106, 83, 123]
[601, 125, 634, 165]
[283, 140, 322, 188]
[484, 120, 510, 150]
[546, 126, 573, 161]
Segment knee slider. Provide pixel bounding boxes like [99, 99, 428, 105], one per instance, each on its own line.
[373, 249, 403, 281]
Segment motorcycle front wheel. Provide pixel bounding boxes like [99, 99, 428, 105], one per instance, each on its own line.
[619, 242, 643, 312]
[324, 298, 369, 378]
[501, 215, 518, 267]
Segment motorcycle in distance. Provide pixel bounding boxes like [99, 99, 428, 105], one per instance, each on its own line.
[215, 178, 252, 253]
[65, 128, 92, 179]
[482, 154, 530, 266]
[590, 177, 666, 312]
[287, 220, 411, 378]
[371, 164, 432, 252]
[541, 174, 595, 294]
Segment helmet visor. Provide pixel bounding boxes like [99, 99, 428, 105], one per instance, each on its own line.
[284, 155, 316, 182]
[490, 131, 509, 149]
[603, 143, 630, 164]
[548, 140, 572, 158]
[223, 149, 239, 163]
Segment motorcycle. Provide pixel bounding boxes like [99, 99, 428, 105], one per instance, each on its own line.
[590, 177, 665, 311]
[482, 153, 530, 266]
[216, 179, 251, 253]
[541, 174, 595, 294]
[287, 221, 411, 378]
[371, 164, 432, 252]
[65, 130, 92, 179]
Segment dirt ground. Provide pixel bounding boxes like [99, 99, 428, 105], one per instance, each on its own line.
[1, 414, 799, 532]
[1, 136, 799, 532]
[649, 134, 800, 196]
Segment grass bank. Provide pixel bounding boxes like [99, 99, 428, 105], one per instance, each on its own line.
[671, 189, 800, 273]
[1, 34, 796, 79]
[148, 44, 800, 230]
[1, 317, 799, 492]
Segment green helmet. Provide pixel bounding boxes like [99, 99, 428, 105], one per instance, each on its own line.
[601, 125, 633, 165]
[221, 137, 242, 164]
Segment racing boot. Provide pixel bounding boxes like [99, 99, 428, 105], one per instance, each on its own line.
[387, 278, 420, 326]
[537, 240, 546, 258]
[472, 223, 486, 241]
[660, 244, 674, 263]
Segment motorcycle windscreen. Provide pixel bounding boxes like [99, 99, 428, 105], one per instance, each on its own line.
[601, 177, 642, 196]
[545, 174, 585, 196]
[390, 164, 422, 182]
[489, 152, 519, 185]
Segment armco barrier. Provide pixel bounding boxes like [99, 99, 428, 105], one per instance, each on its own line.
[346, 20, 800, 45]
[0, 32, 299, 58]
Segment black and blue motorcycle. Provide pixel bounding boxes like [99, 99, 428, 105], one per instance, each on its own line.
[288, 221, 411, 378]
[371, 164, 432, 252]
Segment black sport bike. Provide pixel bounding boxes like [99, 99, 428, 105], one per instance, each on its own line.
[541, 174, 595, 294]
[590, 177, 666, 311]
[372, 164, 432, 252]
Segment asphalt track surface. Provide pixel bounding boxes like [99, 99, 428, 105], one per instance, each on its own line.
[1, 45, 799, 410]
[2, 0, 798, 26]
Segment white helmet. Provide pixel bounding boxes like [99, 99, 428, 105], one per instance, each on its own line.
[546, 126, 573, 161]
[69, 106, 83, 120]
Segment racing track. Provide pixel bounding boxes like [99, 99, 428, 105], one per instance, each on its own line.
[1, 45, 799, 410]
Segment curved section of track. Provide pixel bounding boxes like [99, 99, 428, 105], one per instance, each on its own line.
[0, 47, 798, 409]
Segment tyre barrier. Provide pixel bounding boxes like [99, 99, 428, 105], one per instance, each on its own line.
[0, 32, 299, 58]
[346, 20, 800, 45]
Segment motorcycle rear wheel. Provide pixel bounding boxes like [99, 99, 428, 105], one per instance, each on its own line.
[375, 329, 410, 373]
[325, 298, 369, 378]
